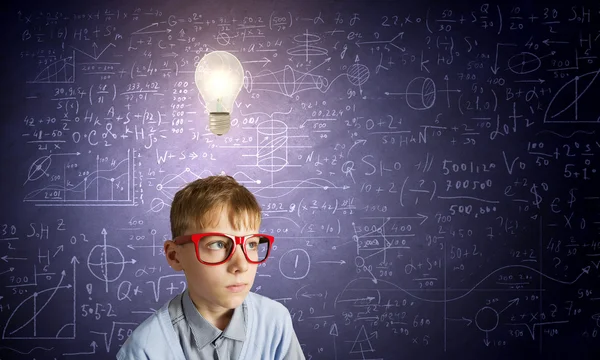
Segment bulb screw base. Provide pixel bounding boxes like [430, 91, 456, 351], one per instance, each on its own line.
[209, 112, 231, 136]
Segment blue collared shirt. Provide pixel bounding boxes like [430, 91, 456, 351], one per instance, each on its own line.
[169, 289, 245, 359]
[167, 290, 305, 360]
[117, 290, 305, 360]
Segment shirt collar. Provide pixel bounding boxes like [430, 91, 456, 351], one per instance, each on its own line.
[182, 290, 246, 350]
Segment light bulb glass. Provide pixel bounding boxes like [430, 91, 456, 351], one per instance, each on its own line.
[194, 51, 244, 135]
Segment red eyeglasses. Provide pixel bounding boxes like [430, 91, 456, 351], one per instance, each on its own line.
[173, 232, 274, 265]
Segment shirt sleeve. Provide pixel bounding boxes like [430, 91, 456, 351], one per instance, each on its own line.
[281, 330, 305, 360]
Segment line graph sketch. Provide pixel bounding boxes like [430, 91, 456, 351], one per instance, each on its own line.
[71, 43, 116, 61]
[26, 51, 75, 84]
[23, 149, 136, 206]
[544, 69, 600, 123]
[333, 264, 590, 307]
[249, 178, 347, 198]
[2, 257, 77, 339]
[149, 167, 215, 212]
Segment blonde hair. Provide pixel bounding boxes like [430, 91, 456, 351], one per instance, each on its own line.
[170, 175, 261, 238]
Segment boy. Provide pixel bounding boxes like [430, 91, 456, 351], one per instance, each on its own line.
[117, 175, 305, 359]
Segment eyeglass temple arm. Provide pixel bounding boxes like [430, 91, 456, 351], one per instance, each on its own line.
[173, 235, 192, 245]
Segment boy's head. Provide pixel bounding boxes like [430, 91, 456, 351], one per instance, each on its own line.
[164, 175, 264, 319]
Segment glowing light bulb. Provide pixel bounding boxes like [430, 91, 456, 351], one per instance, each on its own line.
[194, 51, 244, 136]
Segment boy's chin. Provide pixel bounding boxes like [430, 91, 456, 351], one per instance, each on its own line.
[217, 295, 246, 309]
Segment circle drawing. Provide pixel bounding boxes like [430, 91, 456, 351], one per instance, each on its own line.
[279, 248, 310, 280]
[507, 52, 541, 74]
[474, 306, 499, 332]
[87, 244, 126, 283]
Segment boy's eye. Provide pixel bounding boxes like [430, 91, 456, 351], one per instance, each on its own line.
[207, 241, 226, 250]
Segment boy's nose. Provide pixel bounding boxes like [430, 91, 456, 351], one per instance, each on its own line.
[228, 244, 249, 271]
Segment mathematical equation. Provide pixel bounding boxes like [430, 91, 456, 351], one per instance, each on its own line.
[1, 2, 600, 359]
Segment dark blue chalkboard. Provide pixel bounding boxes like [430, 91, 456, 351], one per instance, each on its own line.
[1, 0, 600, 359]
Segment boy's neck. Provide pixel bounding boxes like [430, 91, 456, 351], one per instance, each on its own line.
[211, 310, 234, 331]
[189, 293, 234, 331]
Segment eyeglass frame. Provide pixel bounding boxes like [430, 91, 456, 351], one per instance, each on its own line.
[173, 232, 274, 266]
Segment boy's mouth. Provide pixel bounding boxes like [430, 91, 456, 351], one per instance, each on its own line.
[226, 283, 247, 293]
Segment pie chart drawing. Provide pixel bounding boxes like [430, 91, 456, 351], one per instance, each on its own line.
[544, 69, 600, 123]
[346, 63, 370, 87]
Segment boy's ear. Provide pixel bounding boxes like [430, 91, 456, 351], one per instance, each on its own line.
[164, 240, 184, 271]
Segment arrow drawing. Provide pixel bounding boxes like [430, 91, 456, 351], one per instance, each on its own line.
[71, 43, 116, 61]
[242, 57, 272, 67]
[490, 43, 517, 74]
[356, 33, 405, 52]
[131, 22, 172, 35]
